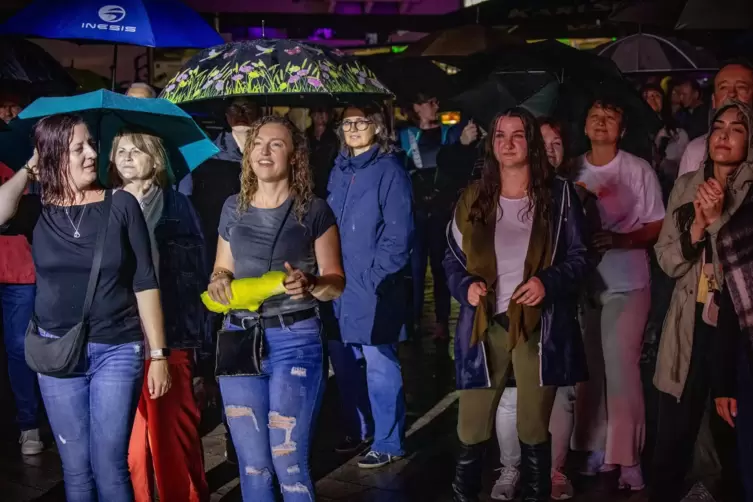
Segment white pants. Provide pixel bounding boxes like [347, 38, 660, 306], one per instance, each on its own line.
[495, 388, 521, 467]
[496, 386, 574, 470]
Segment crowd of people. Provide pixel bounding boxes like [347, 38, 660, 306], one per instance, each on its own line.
[0, 58, 751, 502]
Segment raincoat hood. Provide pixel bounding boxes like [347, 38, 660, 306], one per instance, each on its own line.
[704, 99, 753, 181]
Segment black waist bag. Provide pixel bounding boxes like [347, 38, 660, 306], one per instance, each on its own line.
[215, 321, 266, 377]
[25, 191, 112, 377]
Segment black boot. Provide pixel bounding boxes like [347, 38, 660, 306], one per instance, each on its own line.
[519, 439, 552, 502]
[452, 441, 486, 502]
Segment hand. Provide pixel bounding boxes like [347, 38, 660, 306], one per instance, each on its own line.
[283, 262, 316, 299]
[697, 180, 724, 225]
[207, 274, 233, 305]
[148, 359, 171, 400]
[715, 397, 737, 428]
[467, 281, 487, 307]
[459, 120, 479, 146]
[512, 277, 546, 306]
[593, 231, 618, 253]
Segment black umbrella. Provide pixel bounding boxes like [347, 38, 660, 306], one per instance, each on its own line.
[596, 33, 719, 73]
[451, 41, 660, 159]
[0, 37, 77, 95]
[366, 55, 462, 105]
[611, 0, 753, 30]
[402, 25, 521, 58]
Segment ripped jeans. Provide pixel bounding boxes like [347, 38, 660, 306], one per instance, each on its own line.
[219, 316, 325, 502]
[37, 340, 144, 502]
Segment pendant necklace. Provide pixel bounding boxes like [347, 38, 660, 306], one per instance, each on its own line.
[63, 206, 87, 238]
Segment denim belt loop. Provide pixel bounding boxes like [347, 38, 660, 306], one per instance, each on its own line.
[278, 313, 286, 329]
[240, 315, 260, 330]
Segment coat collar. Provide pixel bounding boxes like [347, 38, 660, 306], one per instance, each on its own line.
[335, 144, 381, 172]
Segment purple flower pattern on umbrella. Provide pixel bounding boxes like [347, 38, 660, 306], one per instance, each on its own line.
[288, 75, 300, 84]
[307, 77, 322, 88]
[176, 72, 189, 82]
[231, 74, 244, 82]
[215, 81, 224, 91]
[239, 65, 252, 73]
[165, 83, 176, 92]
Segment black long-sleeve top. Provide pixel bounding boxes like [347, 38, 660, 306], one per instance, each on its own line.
[32, 190, 158, 344]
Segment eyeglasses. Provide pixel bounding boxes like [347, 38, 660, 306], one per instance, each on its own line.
[341, 120, 373, 132]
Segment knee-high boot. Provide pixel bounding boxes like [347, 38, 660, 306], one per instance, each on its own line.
[519, 439, 552, 502]
[452, 441, 486, 502]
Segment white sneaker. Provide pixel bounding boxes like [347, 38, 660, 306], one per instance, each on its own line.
[618, 464, 645, 491]
[579, 450, 617, 476]
[490, 465, 520, 501]
[19, 429, 44, 455]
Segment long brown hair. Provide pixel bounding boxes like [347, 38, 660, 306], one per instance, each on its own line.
[108, 130, 170, 189]
[33, 114, 91, 205]
[468, 107, 552, 225]
[238, 115, 313, 222]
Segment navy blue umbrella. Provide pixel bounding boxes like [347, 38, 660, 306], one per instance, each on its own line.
[0, 0, 224, 88]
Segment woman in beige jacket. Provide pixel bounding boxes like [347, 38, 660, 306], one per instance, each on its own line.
[651, 100, 753, 502]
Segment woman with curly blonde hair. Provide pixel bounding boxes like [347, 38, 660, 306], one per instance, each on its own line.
[207, 115, 345, 502]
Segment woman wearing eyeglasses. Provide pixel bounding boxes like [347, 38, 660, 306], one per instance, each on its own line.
[326, 105, 414, 468]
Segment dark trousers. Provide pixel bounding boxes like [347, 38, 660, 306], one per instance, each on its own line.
[410, 209, 451, 328]
[650, 306, 742, 502]
[737, 344, 753, 502]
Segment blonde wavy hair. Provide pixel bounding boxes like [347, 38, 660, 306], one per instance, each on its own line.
[238, 115, 313, 222]
[108, 130, 170, 189]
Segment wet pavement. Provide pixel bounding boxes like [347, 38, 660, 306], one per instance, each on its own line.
[0, 275, 717, 501]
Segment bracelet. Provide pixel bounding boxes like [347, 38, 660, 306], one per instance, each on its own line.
[211, 269, 233, 282]
[23, 164, 36, 180]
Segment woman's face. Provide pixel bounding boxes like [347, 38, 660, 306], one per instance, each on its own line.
[493, 116, 528, 169]
[540, 124, 564, 169]
[413, 98, 439, 124]
[342, 107, 377, 151]
[643, 89, 664, 114]
[709, 107, 749, 166]
[249, 123, 293, 183]
[114, 136, 155, 183]
[66, 123, 98, 191]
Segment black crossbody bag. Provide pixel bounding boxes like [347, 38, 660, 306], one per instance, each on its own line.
[25, 190, 112, 377]
[215, 201, 292, 377]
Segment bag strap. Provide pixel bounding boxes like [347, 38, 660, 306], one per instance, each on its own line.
[81, 190, 112, 324]
[267, 199, 293, 272]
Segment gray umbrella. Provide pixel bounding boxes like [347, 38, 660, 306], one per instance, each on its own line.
[596, 33, 718, 73]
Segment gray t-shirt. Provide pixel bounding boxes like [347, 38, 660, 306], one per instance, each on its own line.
[218, 195, 336, 316]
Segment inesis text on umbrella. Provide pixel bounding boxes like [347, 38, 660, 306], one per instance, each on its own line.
[81, 5, 136, 33]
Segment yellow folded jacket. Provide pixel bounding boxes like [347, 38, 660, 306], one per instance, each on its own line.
[200, 271, 288, 314]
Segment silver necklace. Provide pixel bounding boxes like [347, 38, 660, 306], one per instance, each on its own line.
[63, 206, 87, 238]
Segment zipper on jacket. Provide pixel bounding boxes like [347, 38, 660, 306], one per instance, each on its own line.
[338, 173, 355, 224]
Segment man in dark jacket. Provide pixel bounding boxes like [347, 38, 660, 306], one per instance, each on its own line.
[327, 105, 414, 469]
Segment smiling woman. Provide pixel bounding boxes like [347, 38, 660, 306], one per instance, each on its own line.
[0, 113, 170, 502]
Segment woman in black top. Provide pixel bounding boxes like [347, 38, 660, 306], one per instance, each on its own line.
[207, 115, 345, 502]
[0, 114, 171, 502]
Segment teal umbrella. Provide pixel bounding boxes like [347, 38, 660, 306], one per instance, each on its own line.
[0, 89, 218, 183]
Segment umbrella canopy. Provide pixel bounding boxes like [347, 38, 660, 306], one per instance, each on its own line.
[402, 25, 521, 58]
[0, 89, 218, 183]
[610, 0, 753, 30]
[676, 0, 753, 29]
[596, 33, 718, 73]
[453, 40, 660, 158]
[366, 55, 461, 105]
[0, 38, 77, 95]
[0, 0, 224, 48]
[159, 39, 393, 107]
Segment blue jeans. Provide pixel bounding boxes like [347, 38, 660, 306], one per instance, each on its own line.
[411, 210, 451, 328]
[0, 284, 39, 431]
[37, 341, 144, 502]
[328, 340, 405, 456]
[219, 316, 325, 502]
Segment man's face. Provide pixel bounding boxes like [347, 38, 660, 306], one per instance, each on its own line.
[585, 103, 623, 146]
[0, 97, 21, 123]
[677, 82, 699, 108]
[712, 64, 753, 108]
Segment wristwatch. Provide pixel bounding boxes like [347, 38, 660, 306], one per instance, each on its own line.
[150, 348, 171, 359]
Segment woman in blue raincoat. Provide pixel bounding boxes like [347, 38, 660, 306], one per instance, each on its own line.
[327, 104, 414, 469]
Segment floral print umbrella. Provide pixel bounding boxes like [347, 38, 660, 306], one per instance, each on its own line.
[160, 39, 393, 106]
